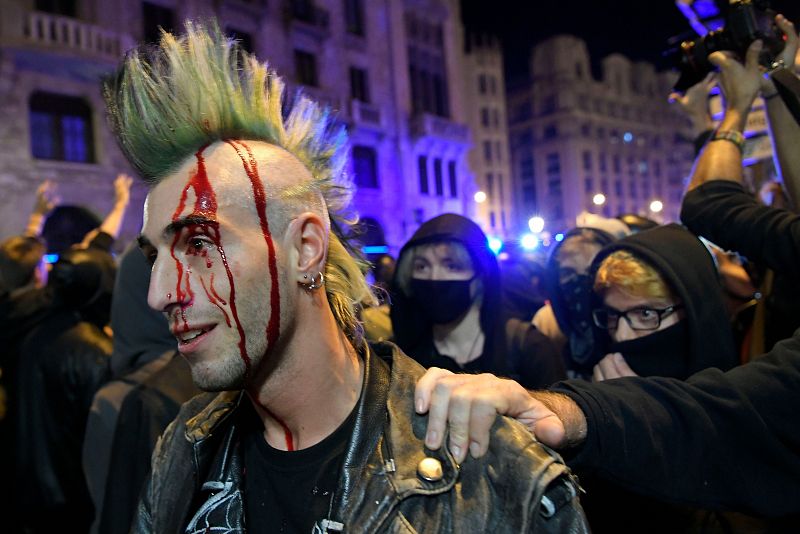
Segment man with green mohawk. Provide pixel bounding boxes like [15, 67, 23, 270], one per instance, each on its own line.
[108, 21, 587, 533]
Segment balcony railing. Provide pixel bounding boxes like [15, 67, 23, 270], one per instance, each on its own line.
[410, 113, 470, 144]
[349, 100, 382, 129]
[23, 11, 123, 61]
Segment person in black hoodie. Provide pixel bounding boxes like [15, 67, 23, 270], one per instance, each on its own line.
[390, 213, 564, 389]
[538, 227, 616, 379]
[579, 224, 740, 532]
[590, 224, 737, 382]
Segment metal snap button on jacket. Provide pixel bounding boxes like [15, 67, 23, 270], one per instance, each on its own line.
[417, 457, 443, 482]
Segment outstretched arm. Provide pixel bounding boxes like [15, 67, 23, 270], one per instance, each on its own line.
[762, 15, 800, 208]
[415, 333, 800, 517]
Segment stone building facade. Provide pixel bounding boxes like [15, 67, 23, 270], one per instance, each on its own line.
[0, 0, 475, 254]
[462, 35, 513, 240]
[508, 35, 696, 234]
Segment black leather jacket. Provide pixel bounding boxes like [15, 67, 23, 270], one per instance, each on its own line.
[134, 342, 588, 533]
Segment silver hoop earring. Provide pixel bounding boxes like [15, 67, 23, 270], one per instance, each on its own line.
[301, 271, 325, 291]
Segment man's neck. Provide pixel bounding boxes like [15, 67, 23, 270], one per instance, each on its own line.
[432, 303, 485, 365]
[247, 312, 364, 452]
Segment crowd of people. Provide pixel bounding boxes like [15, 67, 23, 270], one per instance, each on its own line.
[0, 12, 798, 534]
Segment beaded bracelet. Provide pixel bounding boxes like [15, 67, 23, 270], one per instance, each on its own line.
[711, 129, 744, 152]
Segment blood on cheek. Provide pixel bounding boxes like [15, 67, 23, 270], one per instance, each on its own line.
[168, 146, 251, 374]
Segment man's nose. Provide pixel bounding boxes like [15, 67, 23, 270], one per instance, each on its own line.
[147, 255, 184, 313]
[613, 316, 639, 342]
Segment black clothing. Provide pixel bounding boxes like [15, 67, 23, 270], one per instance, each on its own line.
[0, 230, 114, 529]
[98, 352, 199, 534]
[554, 331, 800, 518]
[391, 213, 564, 389]
[16, 309, 112, 533]
[681, 180, 800, 278]
[410, 319, 566, 389]
[242, 398, 357, 533]
[108, 242, 174, 378]
[133, 343, 588, 533]
[590, 223, 738, 379]
[683, 180, 800, 349]
[578, 224, 739, 531]
[84, 242, 175, 533]
[544, 227, 616, 379]
[534, 180, 800, 519]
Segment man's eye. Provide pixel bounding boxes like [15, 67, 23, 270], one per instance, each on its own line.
[637, 309, 657, 319]
[188, 237, 210, 254]
[147, 251, 157, 266]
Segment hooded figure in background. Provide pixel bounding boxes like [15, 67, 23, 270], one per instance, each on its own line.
[82, 242, 177, 534]
[15, 246, 116, 533]
[590, 223, 737, 380]
[539, 227, 616, 379]
[391, 213, 564, 389]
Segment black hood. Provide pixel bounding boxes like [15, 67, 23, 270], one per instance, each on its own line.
[390, 214, 506, 372]
[109, 242, 174, 377]
[590, 223, 737, 378]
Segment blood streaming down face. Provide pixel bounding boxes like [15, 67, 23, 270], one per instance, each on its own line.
[146, 140, 291, 391]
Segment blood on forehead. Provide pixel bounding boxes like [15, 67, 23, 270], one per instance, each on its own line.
[165, 141, 283, 379]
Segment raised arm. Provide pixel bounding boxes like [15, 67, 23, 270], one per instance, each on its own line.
[681, 37, 800, 274]
[24, 180, 59, 237]
[762, 15, 800, 208]
[79, 174, 133, 249]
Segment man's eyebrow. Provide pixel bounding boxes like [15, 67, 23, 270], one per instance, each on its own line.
[137, 216, 218, 249]
[163, 215, 218, 238]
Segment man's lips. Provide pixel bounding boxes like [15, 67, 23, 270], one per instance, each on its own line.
[170, 323, 217, 350]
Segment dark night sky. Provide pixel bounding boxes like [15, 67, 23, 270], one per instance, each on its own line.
[460, 0, 800, 83]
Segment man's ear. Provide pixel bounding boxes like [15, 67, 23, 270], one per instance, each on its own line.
[288, 212, 328, 284]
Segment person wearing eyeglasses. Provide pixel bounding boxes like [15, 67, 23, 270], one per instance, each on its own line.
[575, 223, 741, 532]
[589, 224, 738, 382]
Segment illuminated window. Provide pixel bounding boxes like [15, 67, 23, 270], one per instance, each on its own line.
[29, 92, 94, 163]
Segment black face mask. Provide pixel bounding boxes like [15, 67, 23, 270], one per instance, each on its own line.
[410, 278, 475, 324]
[609, 321, 691, 379]
[561, 275, 593, 330]
[560, 274, 596, 365]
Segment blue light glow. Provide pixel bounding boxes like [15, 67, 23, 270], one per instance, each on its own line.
[362, 245, 389, 254]
[555, 233, 565, 242]
[488, 238, 503, 254]
[44, 253, 59, 264]
[623, 132, 633, 143]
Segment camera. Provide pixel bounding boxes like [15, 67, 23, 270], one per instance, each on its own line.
[670, 0, 785, 92]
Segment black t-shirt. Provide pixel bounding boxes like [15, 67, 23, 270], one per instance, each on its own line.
[242, 401, 358, 533]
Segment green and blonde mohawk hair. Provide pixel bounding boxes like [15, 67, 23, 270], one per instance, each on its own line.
[104, 20, 376, 344]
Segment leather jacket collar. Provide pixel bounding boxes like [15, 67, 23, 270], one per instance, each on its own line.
[180, 342, 460, 531]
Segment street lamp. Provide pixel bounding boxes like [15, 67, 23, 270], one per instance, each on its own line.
[592, 193, 606, 206]
[650, 200, 663, 213]
[528, 216, 545, 234]
[474, 191, 487, 203]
